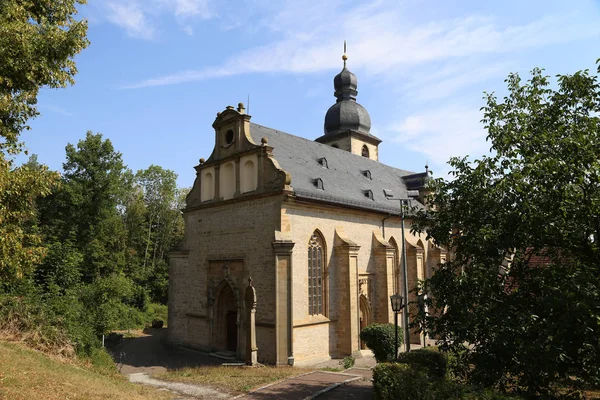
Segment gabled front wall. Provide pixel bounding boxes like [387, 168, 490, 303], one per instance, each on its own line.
[168, 195, 283, 363]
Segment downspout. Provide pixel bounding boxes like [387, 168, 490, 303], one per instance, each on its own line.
[381, 213, 393, 239]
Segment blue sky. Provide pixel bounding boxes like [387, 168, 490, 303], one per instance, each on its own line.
[24, 0, 600, 188]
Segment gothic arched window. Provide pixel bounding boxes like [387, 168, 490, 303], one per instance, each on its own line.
[308, 231, 326, 315]
[362, 145, 370, 158]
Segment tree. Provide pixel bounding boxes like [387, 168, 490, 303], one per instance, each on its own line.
[53, 131, 129, 280]
[123, 166, 185, 303]
[414, 67, 600, 398]
[0, 0, 89, 151]
[0, 0, 88, 287]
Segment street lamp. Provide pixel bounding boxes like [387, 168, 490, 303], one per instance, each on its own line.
[388, 190, 420, 353]
[390, 293, 404, 360]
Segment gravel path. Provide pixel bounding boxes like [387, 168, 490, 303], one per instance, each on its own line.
[129, 372, 230, 399]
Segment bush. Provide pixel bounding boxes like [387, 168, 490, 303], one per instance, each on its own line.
[360, 323, 400, 363]
[373, 362, 522, 400]
[341, 355, 355, 369]
[397, 348, 447, 380]
[373, 362, 430, 400]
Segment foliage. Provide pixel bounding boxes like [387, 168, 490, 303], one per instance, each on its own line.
[413, 66, 600, 398]
[0, 158, 60, 286]
[373, 362, 520, 400]
[359, 323, 400, 363]
[0, 0, 88, 287]
[373, 362, 430, 400]
[0, 0, 89, 151]
[341, 355, 355, 369]
[397, 348, 447, 380]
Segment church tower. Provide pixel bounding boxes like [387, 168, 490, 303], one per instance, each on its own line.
[315, 43, 381, 161]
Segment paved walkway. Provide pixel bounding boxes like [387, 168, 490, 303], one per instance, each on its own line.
[236, 367, 373, 400]
[111, 329, 376, 399]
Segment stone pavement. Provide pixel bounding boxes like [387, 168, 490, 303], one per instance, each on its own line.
[236, 369, 370, 400]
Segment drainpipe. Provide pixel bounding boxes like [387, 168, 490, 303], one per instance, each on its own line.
[381, 213, 393, 238]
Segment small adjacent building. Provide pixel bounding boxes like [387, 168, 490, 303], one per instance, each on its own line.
[168, 54, 446, 366]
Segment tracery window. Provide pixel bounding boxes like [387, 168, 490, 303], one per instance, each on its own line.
[308, 232, 325, 315]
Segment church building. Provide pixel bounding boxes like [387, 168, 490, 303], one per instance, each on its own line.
[167, 51, 446, 366]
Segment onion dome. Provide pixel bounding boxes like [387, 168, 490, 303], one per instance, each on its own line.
[324, 47, 372, 136]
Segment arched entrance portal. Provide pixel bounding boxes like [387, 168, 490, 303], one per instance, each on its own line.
[359, 295, 371, 349]
[215, 283, 238, 353]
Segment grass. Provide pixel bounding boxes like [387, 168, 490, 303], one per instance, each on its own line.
[156, 365, 314, 393]
[0, 341, 173, 400]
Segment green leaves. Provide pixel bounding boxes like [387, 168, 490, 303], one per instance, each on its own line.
[414, 65, 600, 397]
[0, 0, 89, 151]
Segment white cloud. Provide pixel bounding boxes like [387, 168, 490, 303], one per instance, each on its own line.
[105, 2, 154, 39]
[170, 0, 212, 18]
[124, 1, 600, 87]
[386, 105, 490, 177]
[103, 0, 214, 39]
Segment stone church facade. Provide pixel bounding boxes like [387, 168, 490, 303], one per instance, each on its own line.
[168, 55, 447, 366]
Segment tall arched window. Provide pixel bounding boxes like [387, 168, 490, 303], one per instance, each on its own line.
[308, 231, 325, 315]
[389, 237, 399, 294]
[361, 145, 370, 158]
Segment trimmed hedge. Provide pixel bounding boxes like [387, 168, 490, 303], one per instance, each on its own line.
[397, 348, 447, 379]
[359, 323, 400, 363]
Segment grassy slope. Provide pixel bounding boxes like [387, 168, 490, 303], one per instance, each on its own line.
[0, 341, 172, 400]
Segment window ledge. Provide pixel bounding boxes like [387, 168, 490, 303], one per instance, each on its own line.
[294, 316, 335, 328]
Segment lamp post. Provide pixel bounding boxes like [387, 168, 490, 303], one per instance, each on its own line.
[388, 190, 420, 353]
[389, 293, 404, 360]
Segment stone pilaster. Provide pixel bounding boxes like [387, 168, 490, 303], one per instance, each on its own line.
[272, 240, 295, 365]
[372, 231, 395, 324]
[334, 227, 361, 356]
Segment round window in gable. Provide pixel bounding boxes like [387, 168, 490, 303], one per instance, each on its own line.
[225, 129, 234, 145]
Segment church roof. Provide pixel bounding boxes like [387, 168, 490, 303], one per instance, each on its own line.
[250, 122, 425, 214]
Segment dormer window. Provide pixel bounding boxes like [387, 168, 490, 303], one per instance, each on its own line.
[383, 189, 394, 198]
[361, 170, 371, 179]
[363, 189, 373, 200]
[318, 157, 328, 168]
[313, 178, 324, 190]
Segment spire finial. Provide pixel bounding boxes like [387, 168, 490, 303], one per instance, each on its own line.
[342, 40, 348, 67]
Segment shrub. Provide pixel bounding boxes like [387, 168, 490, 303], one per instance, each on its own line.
[360, 323, 400, 363]
[373, 362, 430, 400]
[373, 362, 521, 400]
[341, 355, 355, 369]
[397, 348, 447, 380]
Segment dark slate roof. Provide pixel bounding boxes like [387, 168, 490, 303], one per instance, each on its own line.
[250, 123, 425, 214]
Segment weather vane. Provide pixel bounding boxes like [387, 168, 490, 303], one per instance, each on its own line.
[342, 40, 348, 67]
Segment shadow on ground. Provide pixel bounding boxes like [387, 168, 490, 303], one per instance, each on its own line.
[107, 328, 221, 376]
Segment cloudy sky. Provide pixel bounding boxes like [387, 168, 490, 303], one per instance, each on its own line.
[25, 0, 600, 187]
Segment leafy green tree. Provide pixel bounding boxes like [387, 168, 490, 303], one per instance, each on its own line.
[57, 131, 129, 280]
[0, 0, 88, 151]
[123, 166, 185, 303]
[0, 0, 88, 288]
[414, 67, 600, 398]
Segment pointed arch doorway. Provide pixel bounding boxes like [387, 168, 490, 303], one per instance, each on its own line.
[359, 295, 371, 349]
[214, 283, 238, 353]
